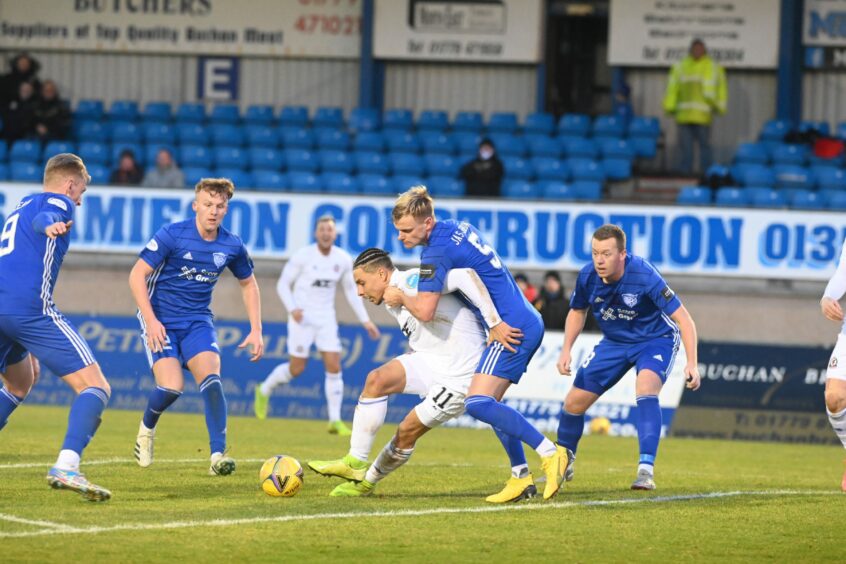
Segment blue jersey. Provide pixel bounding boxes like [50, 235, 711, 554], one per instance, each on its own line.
[0, 193, 75, 315]
[571, 254, 681, 344]
[139, 219, 254, 325]
[418, 220, 541, 330]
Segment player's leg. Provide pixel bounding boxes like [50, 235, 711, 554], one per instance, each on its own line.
[255, 318, 314, 418]
[556, 386, 600, 478]
[0, 344, 34, 431]
[824, 336, 846, 491]
[322, 350, 349, 434]
[187, 350, 234, 476]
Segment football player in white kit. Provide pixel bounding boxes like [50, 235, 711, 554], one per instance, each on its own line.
[308, 247, 523, 497]
[254, 216, 380, 435]
[820, 237, 846, 491]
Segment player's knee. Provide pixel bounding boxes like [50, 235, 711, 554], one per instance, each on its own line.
[825, 389, 846, 413]
[363, 368, 387, 396]
[394, 426, 419, 450]
[5, 379, 33, 398]
[289, 363, 306, 378]
[564, 394, 588, 415]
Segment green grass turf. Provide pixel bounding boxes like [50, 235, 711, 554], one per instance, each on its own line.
[1, 405, 845, 562]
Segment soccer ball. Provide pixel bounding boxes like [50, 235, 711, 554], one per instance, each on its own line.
[259, 455, 304, 497]
[589, 416, 612, 436]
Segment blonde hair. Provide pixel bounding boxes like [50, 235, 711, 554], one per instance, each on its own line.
[392, 185, 434, 222]
[195, 178, 235, 200]
[44, 153, 90, 186]
[315, 214, 336, 228]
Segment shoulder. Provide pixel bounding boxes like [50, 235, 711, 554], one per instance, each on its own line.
[43, 193, 73, 213]
[577, 263, 595, 281]
[332, 246, 354, 264]
[398, 268, 420, 291]
[218, 225, 246, 249]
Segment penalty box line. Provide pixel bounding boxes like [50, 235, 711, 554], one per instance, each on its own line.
[0, 490, 837, 539]
[0, 458, 474, 470]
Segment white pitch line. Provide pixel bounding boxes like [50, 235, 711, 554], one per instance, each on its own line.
[0, 490, 836, 539]
[0, 458, 474, 470]
[0, 514, 74, 530]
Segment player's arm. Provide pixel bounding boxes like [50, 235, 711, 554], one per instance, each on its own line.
[340, 266, 380, 339]
[557, 308, 588, 376]
[237, 274, 264, 362]
[670, 305, 700, 391]
[277, 255, 303, 323]
[822, 238, 846, 322]
[128, 258, 167, 353]
[384, 290, 440, 323]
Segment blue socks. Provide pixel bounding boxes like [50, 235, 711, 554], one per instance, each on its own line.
[0, 386, 24, 432]
[61, 387, 109, 454]
[636, 395, 661, 468]
[492, 425, 527, 469]
[200, 374, 227, 455]
[556, 408, 585, 453]
[465, 395, 545, 450]
[142, 386, 182, 429]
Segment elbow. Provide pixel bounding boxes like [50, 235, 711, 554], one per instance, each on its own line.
[417, 308, 436, 323]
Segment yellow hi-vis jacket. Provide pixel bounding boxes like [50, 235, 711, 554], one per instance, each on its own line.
[663, 55, 727, 125]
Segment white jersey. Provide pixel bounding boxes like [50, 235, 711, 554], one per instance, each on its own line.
[277, 244, 369, 325]
[823, 237, 846, 336]
[387, 268, 487, 391]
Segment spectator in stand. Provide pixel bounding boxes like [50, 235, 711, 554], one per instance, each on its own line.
[514, 273, 537, 303]
[2, 80, 38, 143]
[0, 53, 41, 109]
[110, 150, 144, 186]
[459, 138, 504, 198]
[614, 82, 633, 131]
[142, 148, 185, 189]
[533, 271, 569, 330]
[32, 80, 70, 141]
[663, 38, 727, 175]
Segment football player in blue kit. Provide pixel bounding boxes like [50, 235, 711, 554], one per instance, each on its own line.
[128, 177, 264, 476]
[385, 186, 569, 502]
[556, 224, 701, 490]
[0, 154, 112, 501]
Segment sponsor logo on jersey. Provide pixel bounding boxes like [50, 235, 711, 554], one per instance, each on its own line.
[146, 238, 159, 252]
[653, 354, 664, 361]
[183, 251, 194, 261]
[312, 279, 332, 288]
[831, 357, 839, 368]
[213, 252, 226, 268]
[14, 199, 32, 211]
[661, 286, 674, 300]
[419, 264, 435, 279]
[594, 296, 604, 303]
[211, 342, 219, 350]
[622, 293, 639, 307]
[405, 272, 419, 289]
[47, 197, 68, 211]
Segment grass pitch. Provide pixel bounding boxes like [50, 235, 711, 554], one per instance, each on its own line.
[1, 405, 844, 562]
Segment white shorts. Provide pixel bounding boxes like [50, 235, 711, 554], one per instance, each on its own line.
[827, 334, 846, 381]
[286, 318, 341, 356]
[397, 352, 468, 428]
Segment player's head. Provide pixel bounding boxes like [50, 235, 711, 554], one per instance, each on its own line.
[193, 178, 234, 233]
[690, 38, 706, 60]
[352, 248, 395, 305]
[314, 215, 338, 251]
[43, 153, 90, 206]
[591, 224, 627, 282]
[392, 185, 435, 249]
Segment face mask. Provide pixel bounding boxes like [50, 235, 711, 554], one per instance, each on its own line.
[479, 148, 494, 160]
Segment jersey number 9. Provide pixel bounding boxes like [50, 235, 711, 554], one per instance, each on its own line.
[467, 231, 502, 269]
[0, 214, 19, 258]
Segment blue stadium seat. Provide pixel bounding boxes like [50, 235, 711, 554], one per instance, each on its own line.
[557, 113, 591, 137]
[385, 131, 421, 154]
[182, 166, 212, 187]
[43, 141, 76, 161]
[244, 105, 275, 126]
[284, 149, 318, 172]
[733, 142, 769, 165]
[424, 154, 459, 177]
[390, 153, 425, 176]
[213, 147, 247, 170]
[349, 107, 381, 132]
[420, 133, 455, 155]
[358, 174, 392, 195]
[288, 171, 321, 192]
[789, 189, 824, 210]
[417, 110, 449, 133]
[353, 131, 385, 153]
[491, 134, 527, 158]
[676, 186, 712, 206]
[451, 132, 481, 155]
[452, 111, 484, 133]
[75, 99, 104, 121]
[602, 158, 632, 181]
[10, 161, 42, 182]
[528, 137, 562, 158]
[826, 191, 846, 210]
[539, 181, 576, 200]
[109, 100, 139, 122]
[77, 142, 110, 165]
[215, 168, 254, 189]
[487, 112, 519, 135]
[747, 187, 786, 208]
[800, 120, 830, 135]
[355, 152, 389, 175]
[733, 163, 775, 187]
[176, 123, 208, 146]
[321, 172, 359, 194]
[573, 180, 603, 201]
[0, 141, 6, 162]
[759, 119, 791, 141]
[87, 163, 110, 185]
[562, 138, 599, 159]
[813, 166, 846, 190]
[112, 142, 145, 167]
[501, 156, 532, 180]
[245, 125, 279, 148]
[600, 138, 635, 160]
[279, 106, 310, 128]
[809, 153, 845, 169]
[211, 124, 245, 147]
[383, 109, 414, 132]
[210, 104, 241, 124]
[248, 147, 283, 171]
[523, 112, 555, 136]
[770, 144, 808, 166]
[630, 137, 658, 159]
[142, 101, 172, 122]
[312, 106, 343, 129]
[110, 121, 142, 144]
[0, 163, 8, 180]
[715, 187, 750, 207]
[280, 127, 315, 150]
[427, 176, 464, 197]
[568, 158, 606, 182]
[502, 179, 539, 199]
[392, 175, 425, 193]
[316, 129, 350, 151]
[252, 170, 288, 191]
[773, 165, 812, 190]
[532, 157, 568, 181]
[592, 115, 626, 139]
[175, 103, 206, 123]
[143, 122, 176, 145]
[838, 121, 846, 139]
[627, 116, 660, 138]
[319, 150, 354, 174]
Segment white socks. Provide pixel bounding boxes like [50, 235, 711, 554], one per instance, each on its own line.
[828, 407, 846, 449]
[536, 437, 557, 457]
[511, 464, 529, 479]
[638, 463, 654, 476]
[348, 396, 388, 461]
[55, 449, 80, 472]
[260, 363, 292, 396]
[325, 371, 344, 422]
[365, 439, 414, 484]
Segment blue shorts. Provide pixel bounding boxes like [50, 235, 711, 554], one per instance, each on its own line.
[0, 342, 29, 374]
[574, 334, 680, 396]
[0, 312, 96, 377]
[140, 318, 219, 368]
[476, 317, 544, 384]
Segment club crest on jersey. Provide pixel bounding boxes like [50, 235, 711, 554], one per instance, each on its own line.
[146, 238, 159, 252]
[622, 293, 639, 307]
[405, 272, 419, 289]
[213, 252, 226, 268]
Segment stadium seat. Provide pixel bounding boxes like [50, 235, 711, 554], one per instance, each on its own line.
[349, 107, 381, 132]
[143, 122, 176, 145]
[800, 120, 830, 135]
[112, 142, 145, 167]
[451, 132, 481, 155]
[837, 121, 846, 139]
[591, 115, 626, 139]
[420, 133, 456, 155]
[759, 119, 791, 141]
[0, 141, 6, 162]
[244, 105, 275, 126]
[532, 157, 568, 181]
[210, 104, 241, 124]
[87, 163, 110, 185]
[573, 180, 602, 200]
[770, 144, 808, 166]
[109, 100, 139, 122]
[427, 176, 464, 197]
[416, 110, 449, 133]
[539, 181, 576, 200]
[385, 131, 421, 154]
[733, 142, 769, 165]
[773, 164, 812, 190]
[43, 141, 76, 161]
[747, 187, 786, 208]
[280, 127, 315, 150]
[319, 150, 354, 174]
[288, 171, 321, 192]
[523, 112, 555, 136]
[383, 109, 414, 132]
[491, 134, 527, 158]
[358, 174, 392, 195]
[392, 175, 425, 193]
[557, 113, 591, 137]
[0, 163, 8, 180]
[75, 99, 104, 121]
[183, 166, 212, 187]
[629, 137, 658, 159]
[248, 147, 283, 171]
[501, 156, 532, 180]
[452, 111, 484, 133]
[77, 141, 110, 165]
[110, 121, 142, 144]
[213, 147, 246, 170]
[76, 121, 109, 143]
[789, 189, 824, 210]
[312, 106, 343, 129]
[502, 179, 539, 199]
[733, 163, 775, 187]
[602, 158, 632, 181]
[279, 106, 310, 128]
[424, 154, 459, 177]
[568, 158, 606, 182]
[353, 131, 385, 153]
[676, 186, 712, 206]
[176, 123, 208, 146]
[628, 116, 660, 138]
[528, 136, 561, 158]
[216, 168, 254, 189]
[246, 125, 279, 148]
[175, 103, 206, 123]
[316, 129, 350, 151]
[284, 149, 318, 172]
[600, 138, 635, 160]
[142, 102, 172, 122]
[562, 138, 599, 159]
[826, 191, 846, 210]
[813, 166, 846, 190]
[10, 161, 42, 182]
[354, 151, 389, 175]
[487, 112, 519, 135]
[390, 153, 425, 176]
[715, 187, 750, 207]
[210, 123, 246, 147]
[321, 172, 359, 194]
[252, 170, 288, 191]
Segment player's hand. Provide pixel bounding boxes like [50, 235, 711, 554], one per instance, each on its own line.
[557, 350, 573, 376]
[291, 309, 304, 323]
[45, 220, 73, 239]
[383, 287, 404, 308]
[821, 297, 844, 322]
[144, 317, 168, 353]
[487, 321, 523, 353]
[684, 363, 701, 391]
[363, 321, 381, 340]
[239, 330, 264, 362]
